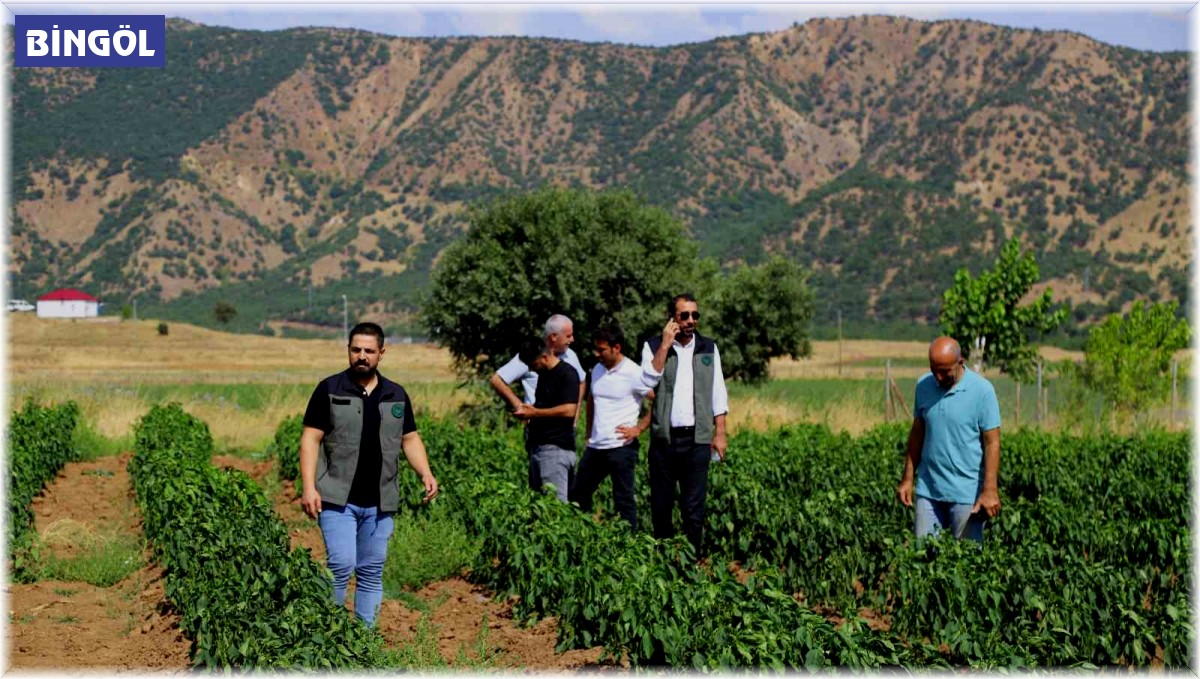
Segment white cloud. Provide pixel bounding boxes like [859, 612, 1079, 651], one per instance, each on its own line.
[561, 4, 959, 46]
[445, 8, 532, 38]
[572, 5, 684, 44]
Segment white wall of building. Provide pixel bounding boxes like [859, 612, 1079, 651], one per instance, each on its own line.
[37, 300, 99, 318]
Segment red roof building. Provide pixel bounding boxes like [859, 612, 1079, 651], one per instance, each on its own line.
[37, 288, 99, 302]
[36, 288, 101, 318]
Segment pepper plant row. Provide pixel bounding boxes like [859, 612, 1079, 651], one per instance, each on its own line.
[7, 399, 80, 582]
[130, 403, 393, 669]
[381, 419, 946, 669]
[698, 424, 1191, 667]
[267, 414, 1191, 669]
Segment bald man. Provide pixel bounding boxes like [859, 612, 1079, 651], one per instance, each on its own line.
[896, 337, 1001, 543]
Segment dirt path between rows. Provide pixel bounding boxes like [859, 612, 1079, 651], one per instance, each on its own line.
[8, 452, 611, 671]
[6, 452, 191, 672]
[255, 464, 612, 670]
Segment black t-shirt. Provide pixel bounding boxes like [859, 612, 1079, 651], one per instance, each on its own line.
[303, 370, 418, 508]
[527, 360, 580, 452]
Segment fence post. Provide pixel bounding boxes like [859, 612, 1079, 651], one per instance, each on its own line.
[1015, 382, 1021, 430]
[885, 359, 893, 421]
[1171, 359, 1178, 429]
[1036, 359, 1043, 428]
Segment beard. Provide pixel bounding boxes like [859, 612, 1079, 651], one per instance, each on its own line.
[351, 361, 376, 377]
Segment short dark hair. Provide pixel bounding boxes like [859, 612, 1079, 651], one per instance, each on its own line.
[668, 293, 697, 317]
[517, 338, 547, 366]
[349, 322, 386, 347]
[593, 325, 625, 353]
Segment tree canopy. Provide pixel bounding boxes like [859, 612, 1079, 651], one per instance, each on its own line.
[939, 239, 1067, 382]
[1075, 300, 1190, 419]
[422, 187, 700, 377]
[422, 187, 813, 382]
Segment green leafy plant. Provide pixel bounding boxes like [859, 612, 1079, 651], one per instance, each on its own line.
[267, 413, 304, 483]
[709, 257, 815, 383]
[1070, 300, 1190, 421]
[7, 399, 80, 582]
[421, 186, 702, 378]
[939, 239, 1067, 381]
[129, 403, 393, 669]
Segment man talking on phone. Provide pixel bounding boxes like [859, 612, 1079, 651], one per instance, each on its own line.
[640, 293, 729, 558]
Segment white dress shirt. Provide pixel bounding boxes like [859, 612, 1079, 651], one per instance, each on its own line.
[496, 347, 585, 404]
[640, 336, 729, 427]
[587, 357, 659, 450]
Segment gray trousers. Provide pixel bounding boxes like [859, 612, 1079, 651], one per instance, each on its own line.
[529, 444, 576, 502]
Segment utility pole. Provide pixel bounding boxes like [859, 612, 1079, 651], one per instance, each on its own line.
[342, 294, 348, 343]
[884, 358, 893, 421]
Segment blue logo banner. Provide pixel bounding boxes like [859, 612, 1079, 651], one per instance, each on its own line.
[15, 15, 166, 68]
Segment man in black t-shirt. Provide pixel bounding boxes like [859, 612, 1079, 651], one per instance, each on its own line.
[512, 339, 580, 502]
[298, 322, 439, 627]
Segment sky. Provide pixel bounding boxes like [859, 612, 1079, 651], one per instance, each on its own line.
[1, 2, 1193, 53]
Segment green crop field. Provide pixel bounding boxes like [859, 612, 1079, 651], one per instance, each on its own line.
[9, 398, 1193, 669]
[8, 318, 1191, 669]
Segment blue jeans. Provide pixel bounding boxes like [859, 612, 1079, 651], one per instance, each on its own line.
[318, 503, 394, 626]
[915, 496, 985, 543]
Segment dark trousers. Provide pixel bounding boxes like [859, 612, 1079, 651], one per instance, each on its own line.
[569, 443, 639, 531]
[648, 427, 711, 556]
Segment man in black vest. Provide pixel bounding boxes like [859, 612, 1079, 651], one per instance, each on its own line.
[299, 322, 439, 627]
[640, 294, 729, 557]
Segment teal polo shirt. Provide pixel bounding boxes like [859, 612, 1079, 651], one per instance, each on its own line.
[913, 368, 1001, 505]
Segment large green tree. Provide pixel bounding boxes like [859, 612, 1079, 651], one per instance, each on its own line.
[938, 239, 1067, 382]
[709, 257, 814, 383]
[421, 187, 701, 377]
[422, 187, 814, 382]
[1075, 300, 1190, 419]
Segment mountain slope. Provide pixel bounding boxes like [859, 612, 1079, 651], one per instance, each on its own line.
[8, 15, 1190, 335]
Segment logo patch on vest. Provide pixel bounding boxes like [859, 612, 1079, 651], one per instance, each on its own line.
[701, 355, 713, 367]
[391, 403, 405, 419]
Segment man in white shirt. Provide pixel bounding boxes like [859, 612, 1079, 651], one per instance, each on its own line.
[488, 314, 586, 450]
[569, 325, 658, 530]
[640, 294, 729, 557]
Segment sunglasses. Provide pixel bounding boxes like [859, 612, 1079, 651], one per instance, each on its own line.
[676, 311, 700, 321]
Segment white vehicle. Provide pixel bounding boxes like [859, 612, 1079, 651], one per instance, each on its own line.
[7, 300, 34, 312]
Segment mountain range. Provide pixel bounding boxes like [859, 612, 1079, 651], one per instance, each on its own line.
[8, 15, 1190, 338]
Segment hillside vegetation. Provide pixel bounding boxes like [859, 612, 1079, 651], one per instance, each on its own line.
[8, 16, 1190, 336]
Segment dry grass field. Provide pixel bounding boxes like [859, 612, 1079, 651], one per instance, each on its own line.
[7, 315, 1182, 448]
[8, 315, 457, 384]
[772, 339, 1085, 379]
[7, 315, 466, 449]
